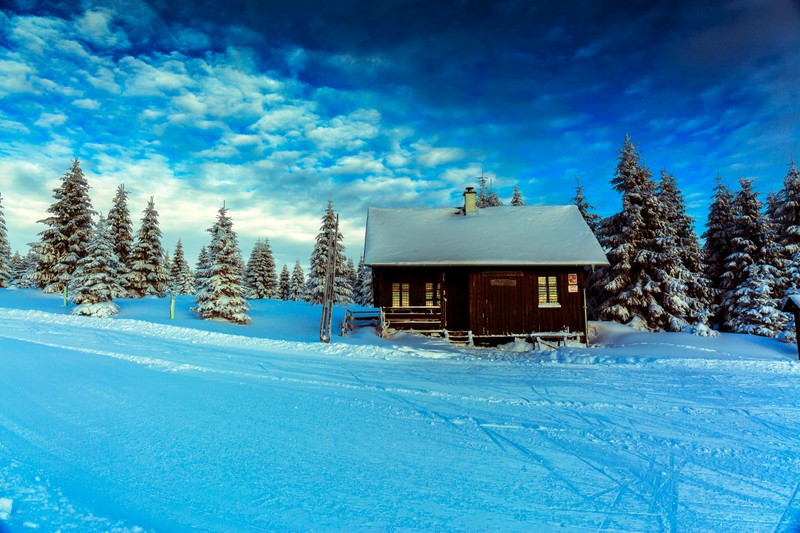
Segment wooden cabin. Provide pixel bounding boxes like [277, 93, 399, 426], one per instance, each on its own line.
[363, 187, 608, 344]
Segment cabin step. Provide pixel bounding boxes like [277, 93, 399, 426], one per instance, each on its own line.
[445, 330, 473, 346]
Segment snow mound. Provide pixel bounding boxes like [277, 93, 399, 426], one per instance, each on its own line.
[71, 301, 120, 317]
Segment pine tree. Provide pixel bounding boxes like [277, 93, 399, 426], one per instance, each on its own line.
[573, 177, 601, 234]
[192, 205, 250, 324]
[107, 184, 133, 278]
[290, 261, 307, 301]
[720, 178, 784, 333]
[730, 261, 785, 337]
[34, 159, 95, 293]
[476, 174, 489, 208]
[126, 197, 168, 298]
[353, 256, 374, 306]
[245, 238, 278, 299]
[278, 264, 291, 300]
[596, 135, 665, 330]
[486, 180, 503, 207]
[509, 185, 525, 206]
[307, 200, 351, 304]
[654, 170, 710, 331]
[169, 239, 195, 295]
[0, 193, 10, 288]
[195, 246, 211, 293]
[702, 177, 736, 329]
[13, 248, 39, 289]
[771, 160, 800, 297]
[70, 217, 123, 317]
[9, 251, 23, 286]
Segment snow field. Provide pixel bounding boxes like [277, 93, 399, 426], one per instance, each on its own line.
[0, 290, 799, 531]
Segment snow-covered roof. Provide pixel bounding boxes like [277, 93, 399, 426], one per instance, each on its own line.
[364, 205, 609, 266]
[781, 294, 800, 312]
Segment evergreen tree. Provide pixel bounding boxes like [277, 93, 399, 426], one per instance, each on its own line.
[486, 180, 503, 207]
[245, 238, 278, 299]
[34, 159, 95, 293]
[353, 256, 374, 306]
[730, 262, 785, 337]
[278, 264, 291, 300]
[13, 248, 39, 289]
[510, 185, 525, 206]
[195, 246, 211, 293]
[573, 177, 601, 234]
[290, 261, 307, 302]
[771, 160, 800, 297]
[9, 251, 23, 286]
[107, 184, 133, 275]
[126, 197, 168, 298]
[307, 200, 351, 304]
[343, 257, 356, 305]
[720, 178, 783, 333]
[476, 174, 489, 208]
[70, 217, 123, 317]
[0, 193, 10, 288]
[654, 170, 710, 331]
[702, 177, 736, 329]
[596, 135, 665, 330]
[169, 239, 195, 295]
[193, 205, 250, 324]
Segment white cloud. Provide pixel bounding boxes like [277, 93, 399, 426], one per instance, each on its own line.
[73, 98, 101, 110]
[0, 59, 34, 95]
[75, 9, 132, 50]
[33, 113, 68, 128]
[412, 141, 466, 168]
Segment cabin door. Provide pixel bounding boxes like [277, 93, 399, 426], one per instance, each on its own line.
[479, 271, 525, 335]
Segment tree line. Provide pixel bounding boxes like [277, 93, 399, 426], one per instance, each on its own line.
[0, 159, 374, 323]
[573, 135, 795, 340]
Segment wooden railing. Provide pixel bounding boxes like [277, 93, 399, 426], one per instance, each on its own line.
[380, 306, 442, 337]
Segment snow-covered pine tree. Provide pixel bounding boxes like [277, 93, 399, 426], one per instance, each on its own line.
[510, 185, 525, 206]
[0, 193, 10, 288]
[195, 246, 211, 293]
[290, 261, 306, 301]
[486, 180, 503, 207]
[596, 135, 665, 330]
[9, 251, 23, 286]
[245, 238, 278, 299]
[278, 264, 291, 300]
[106, 184, 133, 285]
[14, 247, 39, 289]
[169, 239, 195, 295]
[573, 177, 601, 235]
[476, 174, 489, 208]
[192, 205, 250, 324]
[720, 178, 784, 333]
[34, 159, 95, 293]
[307, 200, 351, 304]
[344, 257, 356, 305]
[126, 197, 169, 298]
[730, 261, 785, 337]
[70, 216, 123, 317]
[702, 177, 736, 329]
[353, 256, 374, 306]
[653, 170, 710, 331]
[771, 160, 800, 297]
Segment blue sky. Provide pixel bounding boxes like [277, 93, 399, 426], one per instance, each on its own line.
[1, 0, 798, 268]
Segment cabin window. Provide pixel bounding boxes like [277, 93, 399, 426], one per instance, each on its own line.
[392, 282, 410, 307]
[425, 282, 441, 307]
[537, 276, 560, 308]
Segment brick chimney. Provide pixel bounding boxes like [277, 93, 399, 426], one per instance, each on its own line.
[463, 186, 477, 215]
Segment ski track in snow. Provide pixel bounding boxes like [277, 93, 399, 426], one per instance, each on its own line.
[0, 304, 800, 531]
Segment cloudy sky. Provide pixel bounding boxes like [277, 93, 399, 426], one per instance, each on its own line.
[1, 0, 799, 268]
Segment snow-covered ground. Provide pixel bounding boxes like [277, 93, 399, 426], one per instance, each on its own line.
[0, 289, 799, 532]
